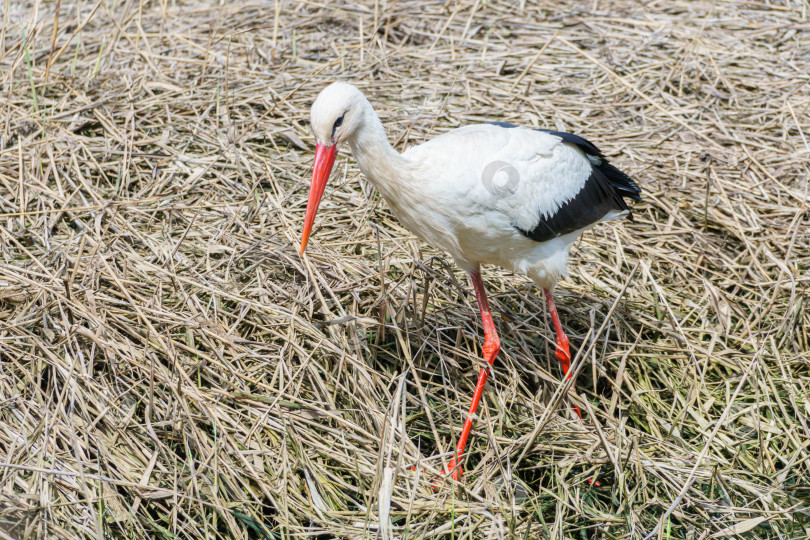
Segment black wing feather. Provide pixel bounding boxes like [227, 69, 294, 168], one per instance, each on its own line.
[516, 166, 631, 243]
[534, 129, 642, 203]
[487, 123, 641, 243]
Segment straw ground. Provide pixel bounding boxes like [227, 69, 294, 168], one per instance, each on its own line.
[1, 0, 808, 538]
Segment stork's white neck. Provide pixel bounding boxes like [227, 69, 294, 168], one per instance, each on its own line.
[347, 103, 412, 202]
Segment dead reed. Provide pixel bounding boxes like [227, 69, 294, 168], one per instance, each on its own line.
[0, 0, 808, 538]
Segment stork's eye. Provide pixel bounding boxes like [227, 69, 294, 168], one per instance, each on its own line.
[331, 115, 345, 140]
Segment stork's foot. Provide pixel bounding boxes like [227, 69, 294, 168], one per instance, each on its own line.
[408, 466, 461, 494]
[410, 466, 442, 491]
[555, 334, 571, 375]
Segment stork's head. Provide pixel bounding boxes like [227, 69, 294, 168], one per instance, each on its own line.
[310, 82, 366, 146]
[300, 82, 367, 255]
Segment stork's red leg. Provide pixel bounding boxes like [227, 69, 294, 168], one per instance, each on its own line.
[544, 289, 582, 419]
[447, 269, 500, 481]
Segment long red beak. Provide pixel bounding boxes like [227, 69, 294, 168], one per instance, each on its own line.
[300, 142, 338, 255]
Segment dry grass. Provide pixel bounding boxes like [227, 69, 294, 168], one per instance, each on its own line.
[1, 0, 809, 538]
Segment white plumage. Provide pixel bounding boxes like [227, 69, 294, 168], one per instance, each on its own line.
[301, 81, 641, 480]
[312, 82, 632, 289]
[401, 124, 621, 287]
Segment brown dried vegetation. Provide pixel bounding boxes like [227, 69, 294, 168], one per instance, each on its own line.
[0, 1, 808, 538]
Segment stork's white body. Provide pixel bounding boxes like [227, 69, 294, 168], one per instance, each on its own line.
[304, 82, 640, 478]
[349, 115, 623, 289]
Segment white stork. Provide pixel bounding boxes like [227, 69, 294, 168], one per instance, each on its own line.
[300, 82, 641, 480]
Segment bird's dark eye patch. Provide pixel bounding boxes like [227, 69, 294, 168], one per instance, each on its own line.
[331, 115, 345, 138]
